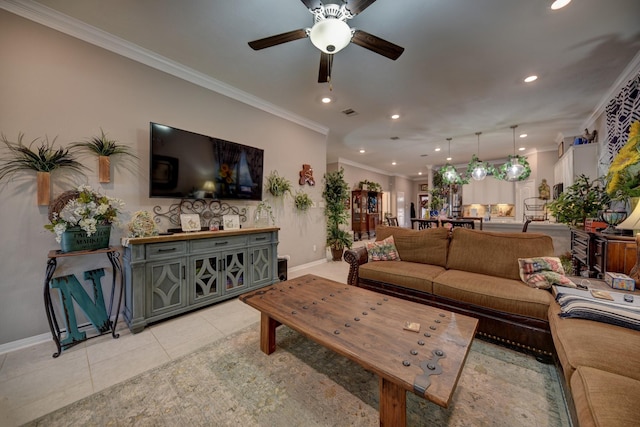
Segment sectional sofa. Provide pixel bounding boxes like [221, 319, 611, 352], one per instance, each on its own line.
[344, 225, 640, 427]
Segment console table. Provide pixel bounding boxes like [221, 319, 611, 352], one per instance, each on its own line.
[122, 227, 279, 333]
[44, 247, 124, 358]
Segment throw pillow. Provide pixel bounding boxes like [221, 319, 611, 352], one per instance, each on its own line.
[518, 256, 577, 289]
[366, 236, 401, 262]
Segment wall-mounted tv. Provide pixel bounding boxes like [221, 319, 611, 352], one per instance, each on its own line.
[149, 122, 264, 200]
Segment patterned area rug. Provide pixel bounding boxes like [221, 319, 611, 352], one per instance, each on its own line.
[27, 324, 570, 426]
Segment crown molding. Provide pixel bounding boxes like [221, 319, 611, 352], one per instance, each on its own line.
[1, 0, 329, 136]
[583, 50, 640, 129]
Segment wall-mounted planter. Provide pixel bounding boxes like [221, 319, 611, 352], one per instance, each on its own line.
[37, 171, 50, 206]
[99, 155, 110, 183]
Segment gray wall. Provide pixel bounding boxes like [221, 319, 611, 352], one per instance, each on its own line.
[0, 11, 327, 346]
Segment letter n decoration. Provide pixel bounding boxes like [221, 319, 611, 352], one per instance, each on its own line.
[50, 268, 111, 347]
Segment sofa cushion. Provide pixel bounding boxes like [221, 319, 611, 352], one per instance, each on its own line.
[432, 269, 553, 320]
[447, 228, 554, 281]
[570, 366, 640, 427]
[358, 260, 445, 294]
[375, 225, 449, 267]
[549, 302, 640, 384]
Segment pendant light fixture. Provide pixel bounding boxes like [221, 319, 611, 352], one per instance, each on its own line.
[466, 132, 494, 181]
[496, 125, 531, 182]
[440, 138, 468, 185]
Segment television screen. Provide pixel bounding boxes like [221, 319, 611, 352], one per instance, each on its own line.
[149, 122, 263, 200]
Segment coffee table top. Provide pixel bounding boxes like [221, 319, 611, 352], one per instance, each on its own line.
[240, 274, 478, 408]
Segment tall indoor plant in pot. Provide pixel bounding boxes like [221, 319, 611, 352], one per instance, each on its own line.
[547, 174, 610, 227]
[323, 168, 352, 261]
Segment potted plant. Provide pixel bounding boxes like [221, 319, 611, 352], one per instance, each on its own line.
[323, 168, 352, 261]
[265, 170, 292, 197]
[71, 128, 138, 183]
[0, 133, 85, 205]
[547, 175, 610, 227]
[294, 190, 313, 211]
[45, 184, 124, 252]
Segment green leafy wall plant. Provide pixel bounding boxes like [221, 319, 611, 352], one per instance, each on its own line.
[265, 170, 292, 197]
[294, 190, 313, 211]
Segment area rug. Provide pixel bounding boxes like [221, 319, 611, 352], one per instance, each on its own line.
[26, 324, 570, 426]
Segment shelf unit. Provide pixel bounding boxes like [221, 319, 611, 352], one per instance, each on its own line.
[351, 190, 382, 241]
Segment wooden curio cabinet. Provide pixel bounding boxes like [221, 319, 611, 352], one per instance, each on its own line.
[351, 190, 382, 241]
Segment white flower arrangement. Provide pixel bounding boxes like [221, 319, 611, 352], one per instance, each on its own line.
[45, 184, 124, 243]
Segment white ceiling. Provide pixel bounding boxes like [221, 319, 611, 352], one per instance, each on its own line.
[22, 0, 640, 177]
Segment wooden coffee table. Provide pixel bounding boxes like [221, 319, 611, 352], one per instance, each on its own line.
[240, 274, 478, 426]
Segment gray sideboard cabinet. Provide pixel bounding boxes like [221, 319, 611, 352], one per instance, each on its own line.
[122, 227, 279, 333]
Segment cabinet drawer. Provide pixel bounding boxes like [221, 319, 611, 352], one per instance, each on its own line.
[190, 236, 247, 253]
[248, 233, 274, 244]
[146, 241, 187, 259]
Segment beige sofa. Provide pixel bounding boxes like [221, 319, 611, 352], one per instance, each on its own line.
[344, 225, 557, 354]
[344, 225, 640, 426]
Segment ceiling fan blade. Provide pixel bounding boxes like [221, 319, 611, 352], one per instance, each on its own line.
[299, 0, 323, 11]
[318, 52, 333, 83]
[345, 0, 378, 15]
[248, 29, 308, 50]
[351, 30, 404, 60]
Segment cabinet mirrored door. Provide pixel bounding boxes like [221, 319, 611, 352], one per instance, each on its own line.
[192, 254, 222, 303]
[224, 251, 246, 292]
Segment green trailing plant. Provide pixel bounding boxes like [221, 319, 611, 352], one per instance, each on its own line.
[357, 179, 382, 192]
[0, 133, 85, 180]
[254, 201, 275, 225]
[547, 174, 610, 226]
[323, 168, 352, 253]
[70, 128, 138, 158]
[265, 170, 292, 197]
[294, 190, 313, 211]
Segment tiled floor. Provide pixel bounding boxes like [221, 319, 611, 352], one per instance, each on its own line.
[0, 255, 354, 426]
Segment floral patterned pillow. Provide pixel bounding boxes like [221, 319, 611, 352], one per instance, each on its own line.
[518, 257, 577, 289]
[366, 236, 401, 262]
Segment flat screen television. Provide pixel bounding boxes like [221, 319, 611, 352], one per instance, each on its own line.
[149, 122, 264, 200]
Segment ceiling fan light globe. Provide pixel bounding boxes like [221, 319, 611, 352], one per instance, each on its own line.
[309, 19, 352, 54]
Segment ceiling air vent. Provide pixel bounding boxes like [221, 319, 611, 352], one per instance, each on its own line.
[341, 108, 358, 117]
[390, 136, 399, 140]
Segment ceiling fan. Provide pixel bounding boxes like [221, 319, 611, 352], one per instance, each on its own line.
[248, 0, 404, 83]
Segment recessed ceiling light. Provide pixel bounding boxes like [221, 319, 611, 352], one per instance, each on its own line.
[359, 149, 365, 153]
[392, 161, 397, 165]
[551, 0, 571, 10]
[520, 133, 527, 138]
[446, 156, 452, 161]
[435, 147, 441, 152]
[524, 75, 538, 83]
[391, 114, 400, 120]
[418, 172, 423, 175]
[321, 97, 332, 103]
[519, 147, 526, 151]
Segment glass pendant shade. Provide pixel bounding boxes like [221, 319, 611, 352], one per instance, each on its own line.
[471, 165, 488, 181]
[506, 161, 525, 181]
[466, 132, 492, 181]
[495, 125, 531, 181]
[441, 164, 460, 184]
